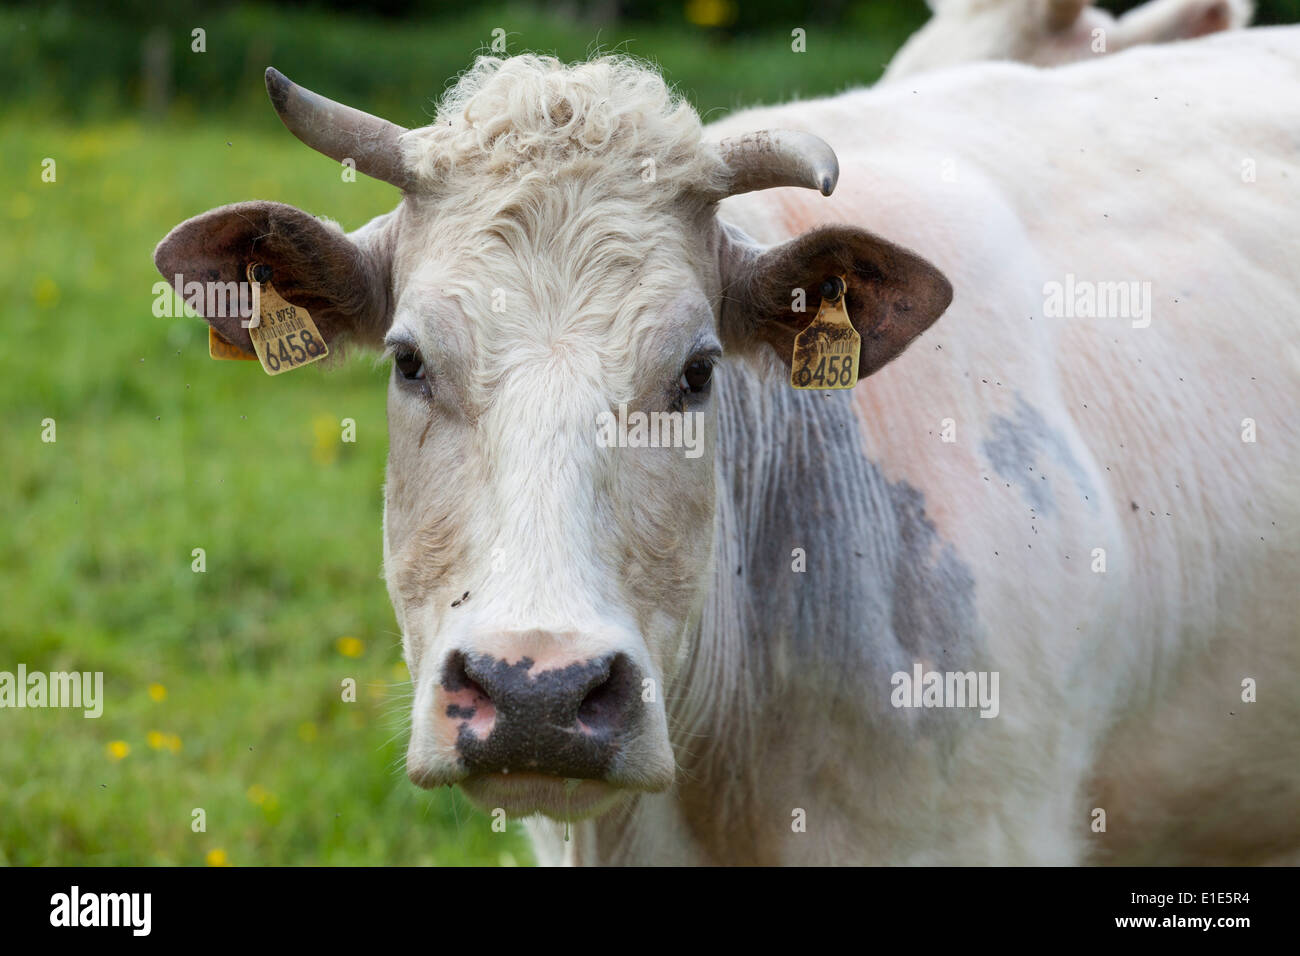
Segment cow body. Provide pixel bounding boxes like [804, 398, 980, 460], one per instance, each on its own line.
[157, 29, 1299, 866]
[530, 28, 1300, 864]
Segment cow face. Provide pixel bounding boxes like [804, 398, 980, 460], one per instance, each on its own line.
[154, 56, 951, 822]
[380, 192, 720, 818]
[884, 0, 1250, 81]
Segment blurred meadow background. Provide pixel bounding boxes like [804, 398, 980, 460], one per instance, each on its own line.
[2, 0, 1297, 865]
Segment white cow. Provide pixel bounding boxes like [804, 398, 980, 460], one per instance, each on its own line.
[883, 0, 1253, 80]
[157, 27, 1300, 864]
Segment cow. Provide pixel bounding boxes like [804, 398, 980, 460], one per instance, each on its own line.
[883, 0, 1253, 81]
[155, 27, 1300, 865]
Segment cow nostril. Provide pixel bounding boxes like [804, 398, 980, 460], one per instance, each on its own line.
[577, 653, 636, 733]
[443, 651, 491, 709]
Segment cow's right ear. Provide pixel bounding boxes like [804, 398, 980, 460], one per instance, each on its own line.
[153, 200, 394, 356]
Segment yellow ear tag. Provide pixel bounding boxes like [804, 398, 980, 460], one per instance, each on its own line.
[790, 275, 860, 390]
[245, 262, 329, 376]
[208, 326, 258, 361]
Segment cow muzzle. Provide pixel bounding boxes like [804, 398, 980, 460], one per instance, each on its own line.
[406, 631, 675, 819]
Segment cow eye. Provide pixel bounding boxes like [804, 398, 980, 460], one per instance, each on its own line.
[679, 358, 714, 395]
[394, 349, 425, 382]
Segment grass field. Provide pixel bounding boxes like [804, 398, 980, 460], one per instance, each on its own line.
[0, 5, 919, 865]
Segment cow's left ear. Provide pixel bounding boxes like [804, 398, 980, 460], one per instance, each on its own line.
[720, 223, 953, 378]
[154, 200, 395, 357]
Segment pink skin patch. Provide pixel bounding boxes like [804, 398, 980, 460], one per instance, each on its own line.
[438, 684, 496, 740]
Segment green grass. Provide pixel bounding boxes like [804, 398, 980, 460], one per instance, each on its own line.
[0, 4, 923, 866]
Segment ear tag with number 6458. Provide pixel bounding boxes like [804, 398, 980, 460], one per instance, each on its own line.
[245, 262, 329, 376]
[790, 275, 860, 390]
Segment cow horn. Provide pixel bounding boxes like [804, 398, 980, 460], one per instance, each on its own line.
[711, 129, 840, 198]
[265, 67, 412, 190]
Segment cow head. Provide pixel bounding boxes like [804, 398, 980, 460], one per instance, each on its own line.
[883, 0, 1253, 81]
[155, 56, 951, 821]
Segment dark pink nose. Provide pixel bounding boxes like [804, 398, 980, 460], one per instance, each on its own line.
[439, 651, 641, 779]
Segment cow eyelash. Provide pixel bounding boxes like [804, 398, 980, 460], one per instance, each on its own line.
[384, 337, 428, 386]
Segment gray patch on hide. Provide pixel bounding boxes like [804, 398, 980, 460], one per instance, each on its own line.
[715, 371, 984, 731]
[887, 481, 978, 660]
[981, 393, 1096, 516]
